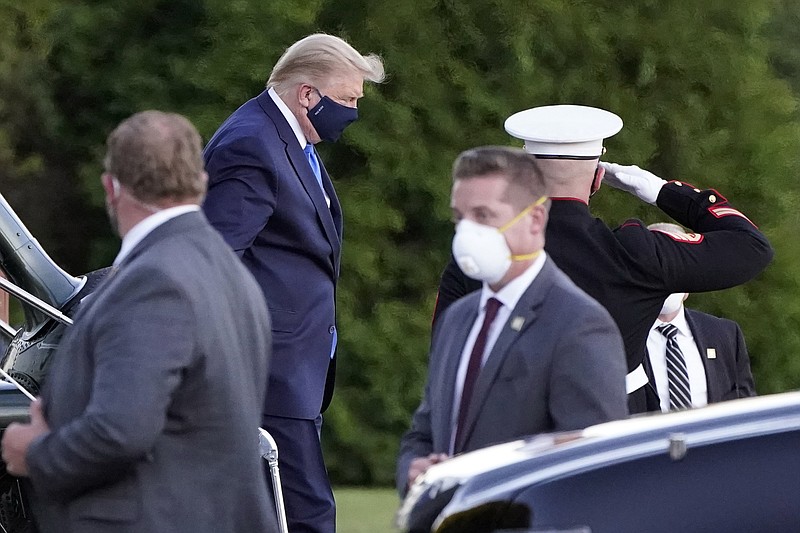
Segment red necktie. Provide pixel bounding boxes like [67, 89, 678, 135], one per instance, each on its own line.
[454, 297, 502, 449]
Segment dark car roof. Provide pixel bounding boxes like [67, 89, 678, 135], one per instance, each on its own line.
[400, 392, 800, 533]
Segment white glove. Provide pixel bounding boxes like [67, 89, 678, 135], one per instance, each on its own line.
[599, 162, 667, 205]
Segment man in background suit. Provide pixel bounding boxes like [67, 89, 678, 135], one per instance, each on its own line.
[647, 223, 756, 412]
[202, 33, 385, 532]
[0, 111, 276, 532]
[397, 146, 628, 496]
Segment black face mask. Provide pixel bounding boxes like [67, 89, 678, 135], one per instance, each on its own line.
[307, 91, 358, 142]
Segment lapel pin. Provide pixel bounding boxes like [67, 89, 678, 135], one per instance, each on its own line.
[510, 317, 525, 331]
[706, 348, 717, 359]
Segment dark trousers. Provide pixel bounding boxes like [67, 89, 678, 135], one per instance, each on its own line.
[262, 414, 335, 533]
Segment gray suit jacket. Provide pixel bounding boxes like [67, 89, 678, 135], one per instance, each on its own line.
[397, 258, 628, 494]
[26, 211, 277, 533]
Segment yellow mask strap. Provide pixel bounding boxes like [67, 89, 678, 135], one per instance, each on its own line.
[511, 249, 541, 262]
[498, 196, 548, 233]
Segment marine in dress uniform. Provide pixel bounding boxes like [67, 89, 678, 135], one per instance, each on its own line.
[435, 105, 773, 413]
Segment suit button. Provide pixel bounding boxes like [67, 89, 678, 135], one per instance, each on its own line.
[709, 194, 717, 203]
[329, 326, 335, 333]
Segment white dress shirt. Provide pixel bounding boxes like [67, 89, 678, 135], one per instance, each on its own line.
[449, 252, 547, 453]
[647, 305, 708, 412]
[114, 205, 200, 267]
[268, 87, 330, 207]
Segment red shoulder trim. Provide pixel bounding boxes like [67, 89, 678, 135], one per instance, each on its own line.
[650, 228, 705, 244]
[708, 205, 756, 227]
[619, 221, 643, 229]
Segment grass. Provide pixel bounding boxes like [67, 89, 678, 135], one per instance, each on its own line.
[335, 487, 401, 533]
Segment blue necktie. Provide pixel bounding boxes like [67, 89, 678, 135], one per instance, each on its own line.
[303, 143, 324, 190]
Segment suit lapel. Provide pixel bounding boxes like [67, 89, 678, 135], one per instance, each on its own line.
[685, 309, 721, 403]
[643, 352, 661, 400]
[319, 162, 343, 275]
[455, 259, 555, 452]
[256, 92, 342, 269]
[436, 298, 479, 449]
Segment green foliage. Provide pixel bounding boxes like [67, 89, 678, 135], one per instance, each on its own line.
[334, 487, 398, 533]
[1, 0, 800, 486]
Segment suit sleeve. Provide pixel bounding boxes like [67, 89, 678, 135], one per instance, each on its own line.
[396, 379, 435, 498]
[202, 134, 279, 256]
[27, 267, 197, 502]
[549, 303, 629, 430]
[732, 322, 756, 398]
[433, 257, 481, 328]
[622, 181, 774, 293]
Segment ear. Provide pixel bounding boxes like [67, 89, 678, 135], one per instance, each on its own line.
[298, 83, 316, 108]
[101, 173, 117, 199]
[590, 164, 605, 195]
[528, 202, 549, 235]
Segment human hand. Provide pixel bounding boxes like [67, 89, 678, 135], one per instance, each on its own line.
[407, 453, 449, 488]
[1, 399, 49, 477]
[599, 162, 667, 205]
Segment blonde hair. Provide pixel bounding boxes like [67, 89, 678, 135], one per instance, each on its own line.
[267, 33, 385, 92]
[104, 111, 206, 204]
[453, 146, 548, 211]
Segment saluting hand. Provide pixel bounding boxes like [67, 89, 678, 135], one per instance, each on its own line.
[599, 162, 667, 206]
[1, 399, 50, 477]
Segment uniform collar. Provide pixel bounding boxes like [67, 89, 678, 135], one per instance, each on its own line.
[550, 196, 588, 205]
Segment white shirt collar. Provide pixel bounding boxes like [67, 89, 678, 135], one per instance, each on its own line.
[652, 305, 691, 337]
[268, 87, 308, 149]
[113, 205, 200, 267]
[479, 251, 548, 312]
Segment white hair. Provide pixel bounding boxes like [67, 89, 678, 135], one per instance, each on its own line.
[267, 33, 385, 92]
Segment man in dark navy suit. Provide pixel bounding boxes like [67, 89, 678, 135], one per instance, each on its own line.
[646, 223, 756, 411]
[202, 34, 384, 533]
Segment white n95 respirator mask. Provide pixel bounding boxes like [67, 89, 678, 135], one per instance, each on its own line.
[452, 219, 513, 284]
[451, 197, 546, 284]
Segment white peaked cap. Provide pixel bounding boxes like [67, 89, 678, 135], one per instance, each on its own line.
[504, 104, 623, 159]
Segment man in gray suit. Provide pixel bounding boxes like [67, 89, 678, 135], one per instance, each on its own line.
[397, 146, 628, 495]
[1, 111, 278, 532]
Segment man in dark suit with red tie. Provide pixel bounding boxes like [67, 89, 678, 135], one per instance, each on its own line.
[647, 223, 756, 411]
[202, 34, 384, 533]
